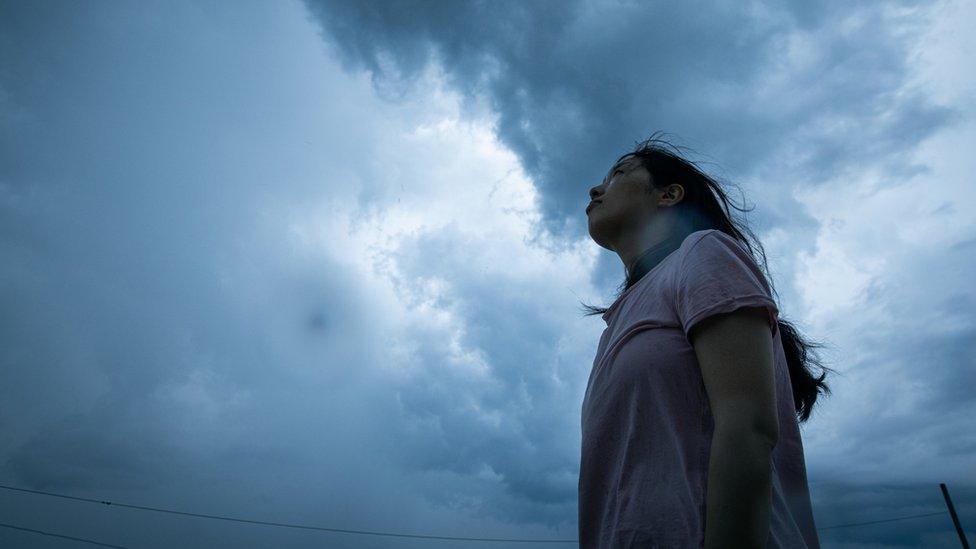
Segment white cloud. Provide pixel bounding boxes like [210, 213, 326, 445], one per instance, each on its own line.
[790, 0, 976, 489]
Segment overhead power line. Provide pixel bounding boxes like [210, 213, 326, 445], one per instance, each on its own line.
[0, 484, 576, 544]
[818, 511, 948, 530]
[0, 483, 954, 543]
[0, 521, 132, 549]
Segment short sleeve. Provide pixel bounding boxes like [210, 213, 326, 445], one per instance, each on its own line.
[674, 230, 779, 339]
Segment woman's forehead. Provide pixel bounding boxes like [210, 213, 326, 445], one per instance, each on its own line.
[605, 154, 639, 178]
[616, 154, 639, 169]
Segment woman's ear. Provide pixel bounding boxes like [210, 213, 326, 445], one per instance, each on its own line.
[659, 184, 684, 205]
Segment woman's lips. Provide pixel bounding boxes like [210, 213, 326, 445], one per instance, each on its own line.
[586, 201, 601, 213]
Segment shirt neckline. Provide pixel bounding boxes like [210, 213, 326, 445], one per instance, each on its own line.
[601, 231, 689, 323]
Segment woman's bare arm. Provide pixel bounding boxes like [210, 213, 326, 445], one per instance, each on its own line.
[690, 306, 779, 549]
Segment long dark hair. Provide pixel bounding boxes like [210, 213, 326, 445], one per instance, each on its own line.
[580, 132, 834, 423]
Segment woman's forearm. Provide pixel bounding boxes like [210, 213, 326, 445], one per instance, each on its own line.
[703, 427, 775, 549]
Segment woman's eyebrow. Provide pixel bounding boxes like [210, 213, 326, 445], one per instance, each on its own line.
[606, 160, 631, 179]
[602, 158, 634, 184]
[615, 158, 636, 171]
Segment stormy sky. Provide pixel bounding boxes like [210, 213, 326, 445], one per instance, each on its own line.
[1, 1, 973, 547]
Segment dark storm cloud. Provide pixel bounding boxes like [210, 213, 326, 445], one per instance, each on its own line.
[0, 2, 433, 547]
[375, 224, 581, 523]
[0, 1, 590, 545]
[303, 0, 954, 238]
[299, 2, 976, 546]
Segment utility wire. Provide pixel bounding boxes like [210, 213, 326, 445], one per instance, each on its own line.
[0, 484, 575, 543]
[0, 521, 132, 549]
[0, 483, 953, 542]
[818, 511, 948, 531]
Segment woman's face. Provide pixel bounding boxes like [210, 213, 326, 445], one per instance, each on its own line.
[586, 154, 657, 250]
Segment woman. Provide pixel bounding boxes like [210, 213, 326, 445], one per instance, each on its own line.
[578, 134, 833, 548]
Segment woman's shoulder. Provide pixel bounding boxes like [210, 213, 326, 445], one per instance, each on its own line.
[677, 229, 723, 255]
[680, 229, 747, 255]
[674, 229, 759, 275]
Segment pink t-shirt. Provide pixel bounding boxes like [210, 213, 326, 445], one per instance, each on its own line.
[579, 229, 820, 548]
